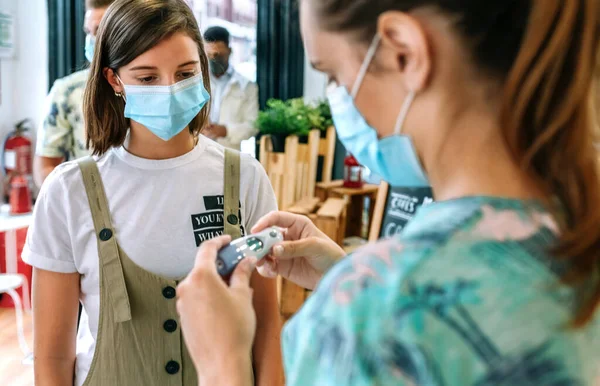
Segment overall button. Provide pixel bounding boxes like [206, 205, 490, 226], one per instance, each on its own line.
[163, 319, 178, 333]
[99, 228, 113, 241]
[227, 214, 238, 225]
[165, 360, 180, 375]
[162, 286, 176, 299]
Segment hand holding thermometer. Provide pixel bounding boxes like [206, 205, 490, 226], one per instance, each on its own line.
[216, 227, 284, 278]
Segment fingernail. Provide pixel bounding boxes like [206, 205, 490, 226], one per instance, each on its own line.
[273, 245, 283, 256]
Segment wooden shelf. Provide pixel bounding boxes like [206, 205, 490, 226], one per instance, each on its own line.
[330, 184, 379, 197]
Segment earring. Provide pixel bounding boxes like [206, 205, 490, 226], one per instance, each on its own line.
[115, 92, 122, 98]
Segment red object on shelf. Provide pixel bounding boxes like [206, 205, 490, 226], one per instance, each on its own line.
[0, 227, 31, 308]
[2, 120, 34, 204]
[9, 175, 32, 215]
[343, 153, 364, 188]
[3, 132, 32, 176]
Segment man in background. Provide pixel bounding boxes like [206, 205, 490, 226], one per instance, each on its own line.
[33, 0, 113, 186]
[203, 26, 259, 151]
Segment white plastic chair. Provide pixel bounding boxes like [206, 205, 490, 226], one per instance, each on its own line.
[0, 273, 32, 364]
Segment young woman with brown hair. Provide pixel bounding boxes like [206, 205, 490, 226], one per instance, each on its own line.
[24, 1, 282, 385]
[177, 0, 600, 385]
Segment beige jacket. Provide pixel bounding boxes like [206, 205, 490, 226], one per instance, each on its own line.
[213, 71, 259, 151]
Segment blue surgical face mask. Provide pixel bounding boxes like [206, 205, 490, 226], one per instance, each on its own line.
[85, 35, 95, 63]
[327, 35, 429, 187]
[116, 73, 210, 141]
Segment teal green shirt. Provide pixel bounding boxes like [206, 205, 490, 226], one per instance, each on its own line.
[283, 197, 600, 385]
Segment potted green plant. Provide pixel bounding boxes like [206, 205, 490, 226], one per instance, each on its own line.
[255, 98, 333, 151]
[314, 100, 334, 138]
[255, 99, 295, 152]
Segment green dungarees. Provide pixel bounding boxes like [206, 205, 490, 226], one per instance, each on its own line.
[78, 149, 250, 385]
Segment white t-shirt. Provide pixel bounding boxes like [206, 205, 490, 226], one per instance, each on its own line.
[22, 136, 277, 386]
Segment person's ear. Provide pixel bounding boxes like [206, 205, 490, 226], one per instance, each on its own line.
[103, 68, 124, 94]
[377, 11, 432, 92]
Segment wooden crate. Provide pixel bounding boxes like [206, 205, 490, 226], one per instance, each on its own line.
[287, 196, 347, 245]
[259, 130, 320, 210]
[318, 126, 337, 184]
[329, 183, 379, 239]
[315, 180, 344, 202]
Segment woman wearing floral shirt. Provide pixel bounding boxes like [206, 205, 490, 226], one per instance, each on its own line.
[177, 0, 600, 385]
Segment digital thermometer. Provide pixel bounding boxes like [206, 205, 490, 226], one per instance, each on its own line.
[216, 227, 284, 278]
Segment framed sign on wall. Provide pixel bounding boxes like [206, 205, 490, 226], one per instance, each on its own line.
[369, 182, 434, 241]
[0, 9, 15, 59]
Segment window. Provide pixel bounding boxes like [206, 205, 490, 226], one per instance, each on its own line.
[188, 0, 257, 82]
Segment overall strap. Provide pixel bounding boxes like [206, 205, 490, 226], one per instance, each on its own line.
[223, 150, 253, 384]
[223, 149, 242, 239]
[78, 157, 132, 323]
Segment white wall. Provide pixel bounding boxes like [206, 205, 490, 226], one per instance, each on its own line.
[0, 0, 48, 138]
[303, 54, 327, 104]
[303, 55, 348, 180]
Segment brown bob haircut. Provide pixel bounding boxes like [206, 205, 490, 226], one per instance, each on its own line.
[83, 0, 210, 155]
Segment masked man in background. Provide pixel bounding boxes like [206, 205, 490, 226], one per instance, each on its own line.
[203, 26, 259, 151]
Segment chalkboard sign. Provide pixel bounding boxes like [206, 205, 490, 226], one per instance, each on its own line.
[369, 182, 434, 240]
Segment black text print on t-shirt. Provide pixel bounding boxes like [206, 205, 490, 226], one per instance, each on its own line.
[191, 195, 245, 246]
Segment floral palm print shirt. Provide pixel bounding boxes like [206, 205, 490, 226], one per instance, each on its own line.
[283, 197, 600, 385]
[37, 69, 90, 161]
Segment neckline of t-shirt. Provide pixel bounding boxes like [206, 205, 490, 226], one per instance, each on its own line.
[112, 136, 207, 170]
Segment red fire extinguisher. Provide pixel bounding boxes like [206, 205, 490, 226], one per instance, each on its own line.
[2, 119, 34, 207]
[2, 119, 33, 176]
